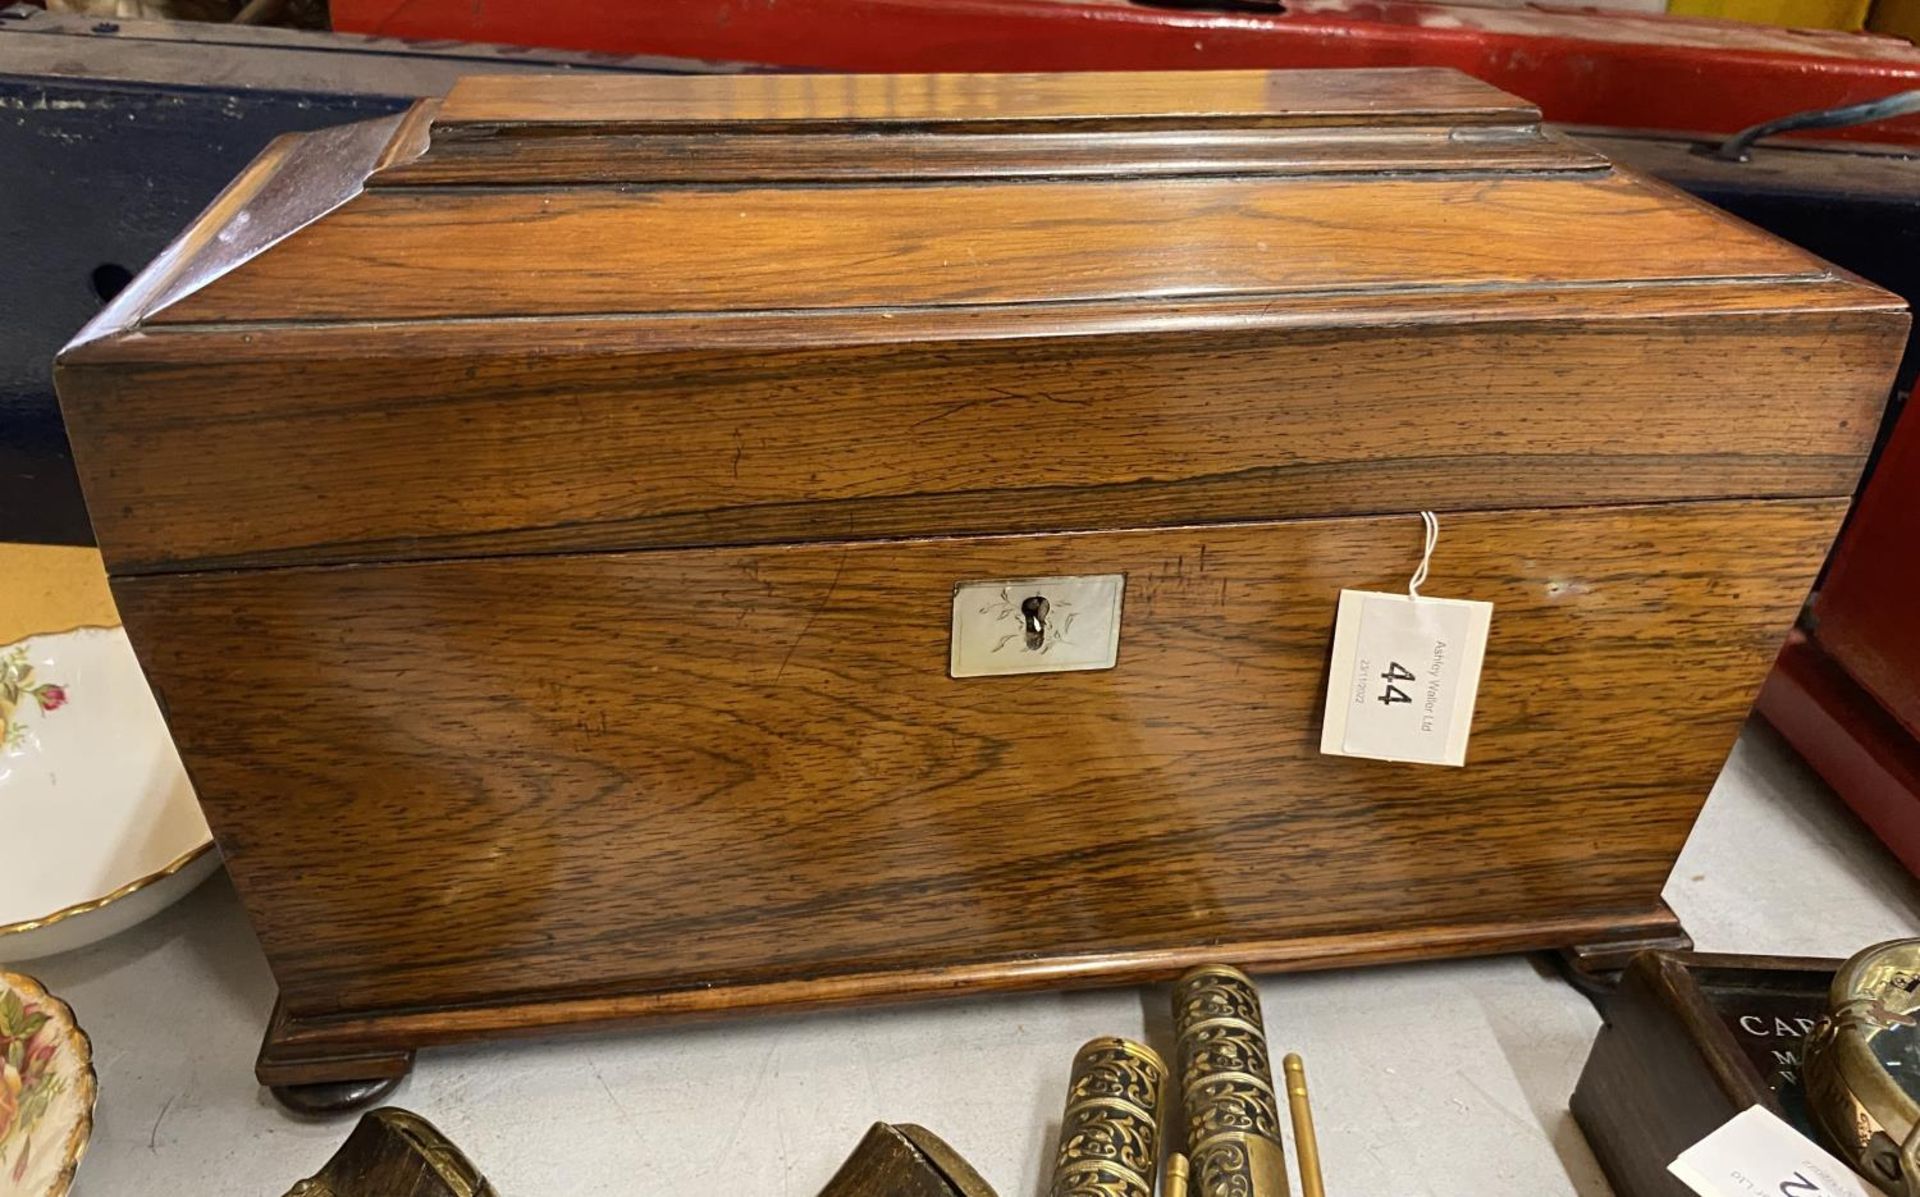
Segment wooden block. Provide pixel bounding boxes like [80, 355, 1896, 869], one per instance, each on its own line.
[1572, 951, 1839, 1197]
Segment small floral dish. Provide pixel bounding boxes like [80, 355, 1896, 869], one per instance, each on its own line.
[0, 972, 94, 1197]
[0, 545, 217, 961]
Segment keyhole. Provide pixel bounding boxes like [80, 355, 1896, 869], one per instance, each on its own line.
[1020, 595, 1049, 650]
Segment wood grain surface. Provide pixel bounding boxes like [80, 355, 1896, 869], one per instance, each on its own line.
[373, 125, 1605, 186]
[64, 107, 422, 351]
[259, 905, 1685, 1061]
[117, 500, 1840, 1022]
[387, 69, 1598, 185]
[429, 68, 1536, 128]
[145, 171, 1825, 325]
[58, 304, 1900, 573]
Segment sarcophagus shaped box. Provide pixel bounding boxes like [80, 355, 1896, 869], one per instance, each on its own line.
[55, 69, 1905, 1104]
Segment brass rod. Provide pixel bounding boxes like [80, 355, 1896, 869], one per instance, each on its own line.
[1283, 1053, 1326, 1197]
[1165, 1152, 1190, 1197]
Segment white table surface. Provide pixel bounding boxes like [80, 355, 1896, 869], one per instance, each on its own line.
[22, 717, 1920, 1197]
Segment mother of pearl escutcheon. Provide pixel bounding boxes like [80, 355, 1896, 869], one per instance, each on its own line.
[949, 575, 1124, 678]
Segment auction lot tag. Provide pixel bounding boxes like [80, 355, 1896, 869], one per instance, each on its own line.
[1669, 1105, 1884, 1197]
[1319, 590, 1492, 767]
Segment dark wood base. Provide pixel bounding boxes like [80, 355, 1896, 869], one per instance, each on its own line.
[252, 904, 1683, 1111]
[271, 1076, 407, 1117]
[1571, 950, 1837, 1197]
[1757, 628, 1920, 879]
[1554, 901, 1693, 999]
[259, 998, 416, 1115]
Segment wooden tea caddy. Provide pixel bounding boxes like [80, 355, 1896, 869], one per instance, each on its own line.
[55, 69, 1905, 1109]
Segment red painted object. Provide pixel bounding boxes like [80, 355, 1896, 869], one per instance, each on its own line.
[1755, 384, 1920, 878]
[1816, 399, 1920, 737]
[1759, 632, 1920, 879]
[331, 0, 1920, 145]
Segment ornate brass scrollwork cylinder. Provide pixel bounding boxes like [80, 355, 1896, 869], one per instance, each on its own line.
[1174, 964, 1293, 1197]
[1047, 1036, 1170, 1197]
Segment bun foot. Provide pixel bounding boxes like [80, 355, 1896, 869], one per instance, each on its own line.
[257, 995, 415, 1116]
[271, 1075, 404, 1116]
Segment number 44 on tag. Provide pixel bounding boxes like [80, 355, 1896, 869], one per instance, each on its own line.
[1320, 590, 1492, 768]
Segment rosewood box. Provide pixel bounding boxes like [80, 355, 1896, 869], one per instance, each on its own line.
[54, 69, 1905, 1105]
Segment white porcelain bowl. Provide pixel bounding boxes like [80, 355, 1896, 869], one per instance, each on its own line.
[0, 625, 217, 962]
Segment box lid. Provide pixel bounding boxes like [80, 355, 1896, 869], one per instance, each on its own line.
[56, 69, 1906, 574]
[68, 69, 1824, 328]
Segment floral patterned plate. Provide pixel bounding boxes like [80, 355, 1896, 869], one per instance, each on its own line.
[0, 545, 217, 961]
[0, 972, 94, 1197]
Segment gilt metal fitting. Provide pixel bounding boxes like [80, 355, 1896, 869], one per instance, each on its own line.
[1047, 1036, 1170, 1197]
[1174, 964, 1293, 1197]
